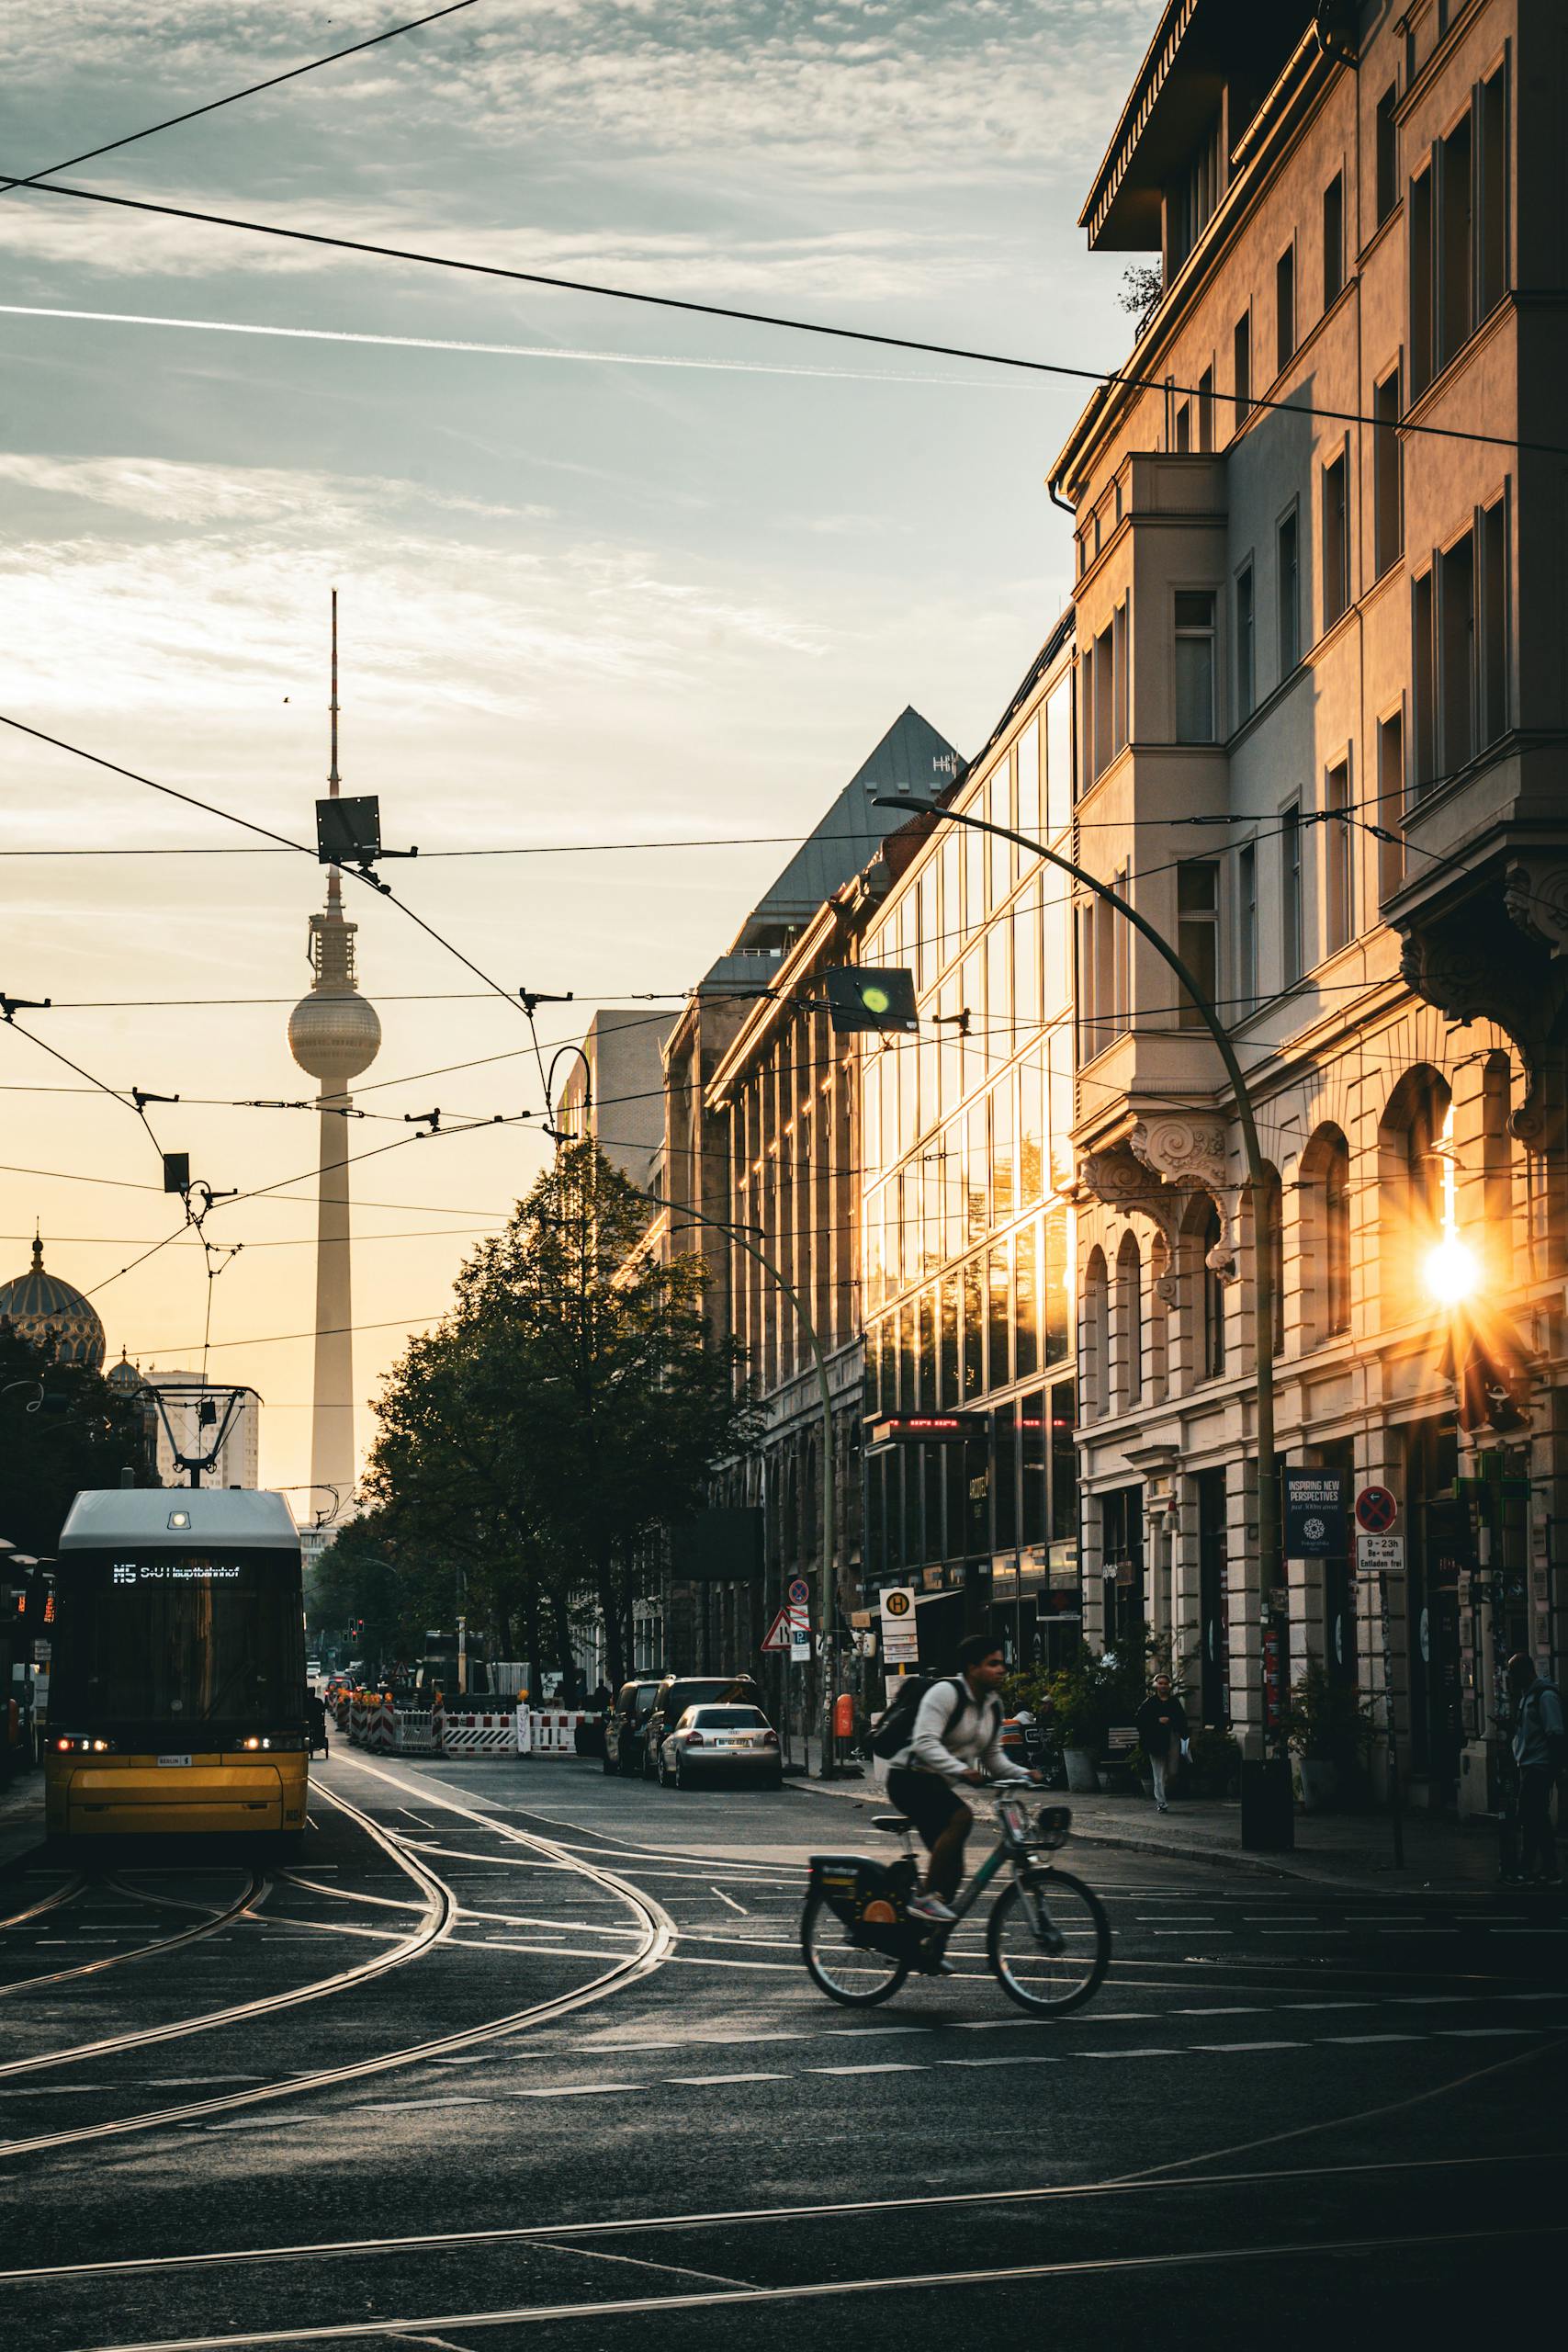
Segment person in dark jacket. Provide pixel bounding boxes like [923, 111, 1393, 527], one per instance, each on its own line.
[1135, 1674, 1189, 1812]
[1500, 1653, 1564, 1887]
[306, 1688, 329, 1758]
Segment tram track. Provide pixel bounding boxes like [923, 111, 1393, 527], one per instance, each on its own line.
[0, 1873, 87, 1932]
[0, 1769, 675, 2163]
[0, 1871, 266, 2000]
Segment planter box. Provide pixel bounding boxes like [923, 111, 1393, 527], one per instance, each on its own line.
[1064, 1746, 1100, 1793]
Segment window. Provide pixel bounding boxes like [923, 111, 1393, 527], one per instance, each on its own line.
[1168, 111, 1223, 273]
[1325, 760, 1352, 954]
[1277, 509, 1300, 673]
[1174, 590, 1217, 741]
[1373, 368, 1403, 576]
[1233, 311, 1252, 428]
[1410, 164, 1434, 395]
[1045, 677, 1073, 832]
[1177, 860, 1219, 1027]
[1015, 1219, 1039, 1379]
[1090, 622, 1115, 778]
[1413, 569, 1436, 791]
[1197, 364, 1214, 453]
[1276, 244, 1296, 373]
[1235, 564, 1255, 721]
[1083, 1249, 1110, 1419]
[1198, 1203, 1226, 1380]
[1301, 1125, 1351, 1343]
[1323, 453, 1349, 630]
[1260, 1168, 1284, 1356]
[1111, 597, 1130, 757]
[1174, 401, 1190, 452]
[1439, 111, 1473, 372]
[1237, 840, 1258, 1008]
[1281, 804, 1303, 982]
[1482, 497, 1507, 748]
[1375, 83, 1398, 225]
[1116, 1231, 1143, 1409]
[1377, 713, 1405, 899]
[1479, 69, 1507, 320]
[1323, 172, 1345, 306]
[1439, 528, 1476, 772]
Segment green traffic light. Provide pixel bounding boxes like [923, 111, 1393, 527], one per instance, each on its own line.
[862, 983, 891, 1014]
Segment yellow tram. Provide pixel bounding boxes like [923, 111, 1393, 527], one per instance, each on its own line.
[45, 1488, 309, 1846]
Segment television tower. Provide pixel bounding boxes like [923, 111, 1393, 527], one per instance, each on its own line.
[287, 593, 382, 1510]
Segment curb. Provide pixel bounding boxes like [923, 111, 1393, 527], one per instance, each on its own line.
[781, 1776, 1461, 1896]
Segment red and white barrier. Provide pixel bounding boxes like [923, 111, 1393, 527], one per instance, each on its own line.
[437, 1708, 522, 1756]
[528, 1710, 592, 1755]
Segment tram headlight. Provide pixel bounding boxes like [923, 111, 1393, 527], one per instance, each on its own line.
[241, 1736, 275, 1749]
[52, 1734, 114, 1753]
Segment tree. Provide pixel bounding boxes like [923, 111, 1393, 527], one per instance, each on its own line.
[367, 1142, 759, 1690]
[0, 1327, 156, 1558]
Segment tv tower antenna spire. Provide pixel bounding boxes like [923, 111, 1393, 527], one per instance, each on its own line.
[326, 587, 342, 908]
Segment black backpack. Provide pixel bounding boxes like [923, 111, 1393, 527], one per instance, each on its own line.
[869, 1673, 970, 1761]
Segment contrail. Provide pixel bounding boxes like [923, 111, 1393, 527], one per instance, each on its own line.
[0, 300, 1020, 391]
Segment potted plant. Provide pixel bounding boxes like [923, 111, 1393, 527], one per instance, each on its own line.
[1285, 1660, 1371, 1810]
[1045, 1652, 1111, 1792]
[1184, 1724, 1241, 1800]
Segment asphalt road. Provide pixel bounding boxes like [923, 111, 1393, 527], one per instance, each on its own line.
[2, 1751, 1563, 2350]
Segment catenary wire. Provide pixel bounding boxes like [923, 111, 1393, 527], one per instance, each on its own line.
[0, 1, 488, 200]
[13, 174, 1568, 460]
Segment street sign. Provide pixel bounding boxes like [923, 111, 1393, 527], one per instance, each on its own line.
[1357, 1534, 1404, 1577]
[879, 1584, 919, 1666]
[822, 965, 919, 1035]
[787, 1577, 810, 1606]
[1355, 1485, 1398, 1534]
[760, 1608, 793, 1654]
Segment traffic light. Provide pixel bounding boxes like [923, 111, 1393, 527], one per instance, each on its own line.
[1456, 1337, 1532, 1434]
[821, 966, 919, 1035]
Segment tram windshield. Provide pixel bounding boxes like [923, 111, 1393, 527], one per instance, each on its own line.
[51, 1548, 305, 1729]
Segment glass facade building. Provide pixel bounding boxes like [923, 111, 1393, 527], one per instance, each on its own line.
[858, 616, 1081, 1664]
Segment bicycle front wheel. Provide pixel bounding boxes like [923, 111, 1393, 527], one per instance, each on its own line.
[800, 1890, 909, 2007]
[987, 1869, 1110, 2014]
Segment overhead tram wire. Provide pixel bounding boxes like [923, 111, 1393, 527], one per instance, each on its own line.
[0, 0, 488, 200]
[11, 175, 1568, 462]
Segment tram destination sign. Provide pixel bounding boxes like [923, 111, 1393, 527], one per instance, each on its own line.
[110, 1556, 244, 1585]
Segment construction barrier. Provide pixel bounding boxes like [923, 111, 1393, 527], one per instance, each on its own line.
[437, 1707, 523, 1757]
[391, 1709, 439, 1755]
[528, 1710, 592, 1756]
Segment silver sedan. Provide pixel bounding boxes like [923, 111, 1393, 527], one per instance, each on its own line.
[656, 1704, 784, 1791]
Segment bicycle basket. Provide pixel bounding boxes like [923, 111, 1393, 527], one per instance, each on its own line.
[1032, 1803, 1072, 1849]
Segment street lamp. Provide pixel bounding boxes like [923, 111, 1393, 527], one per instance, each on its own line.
[631, 1184, 844, 1779]
[874, 789, 1282, 1761]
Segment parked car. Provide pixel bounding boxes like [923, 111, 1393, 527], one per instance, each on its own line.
[604, 1678, 661, 1777]
[657, 1704, 783, 1791]
[642, 1674, 768, 1780]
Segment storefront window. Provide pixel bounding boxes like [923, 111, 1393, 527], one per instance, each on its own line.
[1021, 1388, 1046, 1545]
[994, 1399, 1018, 1550]
[987, 1237, 1012, 1390]
[1051, 1380, 1077, 1543]
[1015, 1220, 1039, 1380]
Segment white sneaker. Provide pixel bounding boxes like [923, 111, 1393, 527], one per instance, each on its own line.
[907, 1893, 955, 1922]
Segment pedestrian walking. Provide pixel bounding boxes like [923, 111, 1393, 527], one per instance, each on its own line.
[306, 1687, 330, 1759]
[1499, 1653, 1564, 1887]
[1135, 1673, 1189, 1814]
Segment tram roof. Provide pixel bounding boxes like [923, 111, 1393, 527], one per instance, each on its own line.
[58, 1489, 300, 1552]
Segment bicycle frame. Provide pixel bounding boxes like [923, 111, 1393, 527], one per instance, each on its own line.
[895, 1788, 1067, 1939]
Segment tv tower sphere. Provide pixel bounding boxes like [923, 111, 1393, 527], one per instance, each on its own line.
[288, 979, 381, 1084]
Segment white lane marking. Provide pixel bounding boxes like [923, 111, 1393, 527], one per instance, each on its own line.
[809, 2063, 925, 2075]
[1321, 2034, 1423, 2044]
[711, 1888, 749, 1917]
[1190, 2041, 1302, 2052]
[1171, 2006, 1268, 2017]
[516, 2083, 645, 2098]
[1434, 2027, 1538, 2038]
[937, 2055, 1060, 2069]
[662, 2072, 788, 2086]
[1152, 1929, 1235, 1936]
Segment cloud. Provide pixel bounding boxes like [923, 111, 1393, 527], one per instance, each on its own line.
[0, 449, 547, 526]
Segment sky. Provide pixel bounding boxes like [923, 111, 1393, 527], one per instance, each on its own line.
[0, 0, 1157, 1510]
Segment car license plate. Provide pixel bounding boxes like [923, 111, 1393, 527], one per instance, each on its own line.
[157, 1755, 192, 1768]
[711, 1737, 733, 1747]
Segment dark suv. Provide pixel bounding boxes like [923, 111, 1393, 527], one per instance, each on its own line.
[603, 1679, 661, 1777]
[642, 1675, 768, 1781]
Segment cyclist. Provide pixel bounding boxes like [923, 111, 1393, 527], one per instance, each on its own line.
[887, 1633, 1039, 1923]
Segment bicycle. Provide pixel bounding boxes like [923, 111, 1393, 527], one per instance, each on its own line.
[801, 1786, 1111, 2014]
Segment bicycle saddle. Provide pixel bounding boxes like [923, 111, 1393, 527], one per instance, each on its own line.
[872, 1813, 913, 1832]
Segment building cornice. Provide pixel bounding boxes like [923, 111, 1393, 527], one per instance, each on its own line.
[704, 896, 850, 1112]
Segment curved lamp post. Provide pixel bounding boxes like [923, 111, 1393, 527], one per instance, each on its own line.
[874, 791, 1280, 1758]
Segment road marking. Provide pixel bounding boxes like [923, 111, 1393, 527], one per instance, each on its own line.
[1190, 2041, 1302, 2052]
[663, 2072, 788, 2085]
[710, 1888, 749, 1916]
[516, 2083, 646, 2098]
[1321, 2034, 1423, 2044]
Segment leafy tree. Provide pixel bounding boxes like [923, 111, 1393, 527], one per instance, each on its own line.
[0, 1326, 156, 1557]
[367, 1141, 758, 1690]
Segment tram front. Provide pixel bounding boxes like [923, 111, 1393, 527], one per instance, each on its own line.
[46, 1488, 308, 1847]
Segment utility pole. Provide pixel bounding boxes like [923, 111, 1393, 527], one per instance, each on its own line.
[875, 792, 1281, 1783]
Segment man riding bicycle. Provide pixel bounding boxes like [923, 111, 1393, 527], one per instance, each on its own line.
[886, 1633, 1040, 1923]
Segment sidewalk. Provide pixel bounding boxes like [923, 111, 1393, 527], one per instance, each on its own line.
[783, 1737, 1507, 1894]
[0, 1767, 47, 1879]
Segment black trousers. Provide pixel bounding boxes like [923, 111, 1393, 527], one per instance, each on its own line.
[1500, 1764, 1557, 1879]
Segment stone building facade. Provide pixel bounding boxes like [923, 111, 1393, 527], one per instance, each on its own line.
[1051, 0, 1567, 1800]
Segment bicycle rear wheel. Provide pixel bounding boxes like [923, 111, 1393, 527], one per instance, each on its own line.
[800, 1890, 909, 2007]
[987, 1869, 1110, 2014]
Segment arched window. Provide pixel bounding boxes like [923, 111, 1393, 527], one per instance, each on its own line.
[1199, 1201, 1226, 1380]
[1300, 1125, 1352, 1343]
[1379, 1067, 1452, 1320]
[1482, 1051, 1513, 1282]
[1258, 1164, 1284, 1356]
[1115, 1229, 1143, 1408]
[1083, 1247, 1110, 1419]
